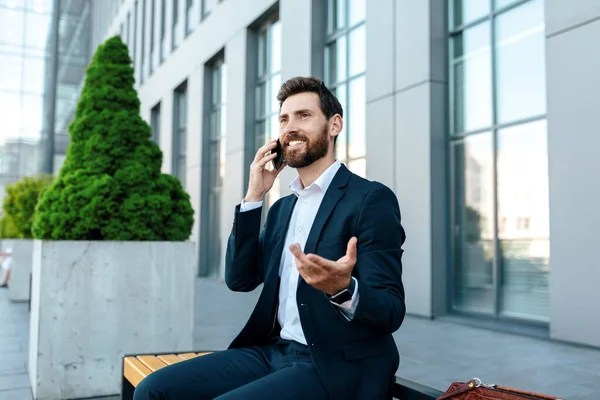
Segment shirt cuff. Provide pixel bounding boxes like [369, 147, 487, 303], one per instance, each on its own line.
[331, 277, 359, 321]
[240, 198, 263, 212]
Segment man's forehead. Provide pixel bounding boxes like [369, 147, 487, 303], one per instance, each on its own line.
[280, 92, 320, 113]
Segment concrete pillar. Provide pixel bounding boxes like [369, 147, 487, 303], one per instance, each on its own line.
[365, 0, 448, 317]
[545, 0, 600, 348]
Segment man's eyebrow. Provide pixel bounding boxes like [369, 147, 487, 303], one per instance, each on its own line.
[280, 109, 312, 118]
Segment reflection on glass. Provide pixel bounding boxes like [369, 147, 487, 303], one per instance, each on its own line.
[0, 55, 22, 92]
[21, 95, 44, 132]
[333, 84, 347, 162]
[349, 24, 365, 77]
[27, 0, 52, 13]
[495, 0, 520, 10]
[349, 0, 365, 27]
[497, 120, 549, 321]
[270, 20, 281, 74]
[202, 0, 218, 16]
[348, 76, 365, 159]
[495, 0, 545, 124]
[452, 0, 489, 27]
[327, 0, 345, 34]
[348, 157, 365, 178]
[452, 22, 492, 134]
[270, 73, 281, 114]
[25, 12, 50, 49]
[452, 132, 494, 314]
[326, 37, 347, 85]
[1, 8, 24, 47]
[255, 83, 266, 119]
[257, 29, 267, 77]
[22, 57, 45, 94]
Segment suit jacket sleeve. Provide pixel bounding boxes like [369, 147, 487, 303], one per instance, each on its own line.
[353, 183, 407, 334]
[224, 204, 265, 292]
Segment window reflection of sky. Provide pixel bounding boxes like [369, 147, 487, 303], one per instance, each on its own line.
[0, 1, 52, 149]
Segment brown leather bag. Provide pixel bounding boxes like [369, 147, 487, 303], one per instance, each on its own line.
[438, 378, 563, 400]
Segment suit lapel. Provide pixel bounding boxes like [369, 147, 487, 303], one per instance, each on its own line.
[298, 165, 351, 286]
[265, 194, 297, 285]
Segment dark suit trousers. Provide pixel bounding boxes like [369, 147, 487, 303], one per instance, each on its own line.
[132, 338, 328, 400]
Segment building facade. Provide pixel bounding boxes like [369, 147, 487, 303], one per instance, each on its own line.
[42, 0, 600, 349]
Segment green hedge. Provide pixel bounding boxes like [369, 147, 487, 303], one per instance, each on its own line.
[2, 174, 53, 239]
[32, 35, 194, 241]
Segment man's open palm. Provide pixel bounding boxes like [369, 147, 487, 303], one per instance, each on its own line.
[290, 237, 358, 295]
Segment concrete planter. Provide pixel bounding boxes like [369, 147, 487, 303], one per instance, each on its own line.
[1, 239, 34, 302]
[28, 240, 195, 400]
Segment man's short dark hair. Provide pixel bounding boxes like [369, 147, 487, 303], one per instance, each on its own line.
[277, 76, 343, 120]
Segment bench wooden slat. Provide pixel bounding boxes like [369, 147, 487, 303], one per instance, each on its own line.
[137, 355, 168, 372]
[178, 352, 199, 360]
[196, 352, 212, 357]
[124, 357, 153, 387]
[157, 354, 184, 365]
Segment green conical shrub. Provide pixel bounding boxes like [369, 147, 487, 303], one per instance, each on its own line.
[32, 35, 194, 241]
[3, 174, 53, 238]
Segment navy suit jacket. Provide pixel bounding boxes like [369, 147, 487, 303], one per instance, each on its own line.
[225, 164, 406, 399]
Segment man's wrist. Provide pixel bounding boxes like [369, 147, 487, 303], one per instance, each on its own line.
[244, 194, 264, 203]
[327, 277, 356, 304]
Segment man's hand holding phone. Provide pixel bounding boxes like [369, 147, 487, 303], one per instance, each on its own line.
[245, 139, 286, 202]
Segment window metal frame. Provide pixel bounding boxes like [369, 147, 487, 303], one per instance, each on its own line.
[172, 81, 188, 186]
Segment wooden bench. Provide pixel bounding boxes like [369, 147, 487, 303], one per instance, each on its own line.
[121, 351, 444, 400]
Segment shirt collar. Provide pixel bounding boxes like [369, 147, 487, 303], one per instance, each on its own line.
[289, 160, 342, 197]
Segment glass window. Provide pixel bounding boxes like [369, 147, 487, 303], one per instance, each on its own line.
[133, 1, 138, 62]
[254, 18, 282, 213]
[160, 0, 166, 62]
[0, 54, 22, 92]
[451, 22, 492, 134]
[201, 57, 226, 277]
[25, 12, 51, 50]
[451, 0, 490, 28]
[22, 56, 45, 94]
[27, 0, 53, 13]
[452, 132, 495, 314]
[185, 0, 193, 35]
[202, 0, 218, 18]
[495, 0, 521, 10]
[150, 0, 156, 73]
[173, 84, 187, 186]
[172, 0, 180, 50]
[0, 8, 24, 48]
[150, 102, 161, 143]
[140, 0, 146, 83]
[495, 0, 546, 124]
[497, 120, 549, 321]
[449, 0, 549, 323]
[325, 0, 366, 176]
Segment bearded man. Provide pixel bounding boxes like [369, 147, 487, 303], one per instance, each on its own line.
[134, 76, 407, 400]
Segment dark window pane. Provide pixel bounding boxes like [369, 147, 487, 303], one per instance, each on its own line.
[452, 132, 495, 314]
[497, 120, 549, 321]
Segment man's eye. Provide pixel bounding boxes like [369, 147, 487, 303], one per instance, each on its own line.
[301, 113, 309, 118]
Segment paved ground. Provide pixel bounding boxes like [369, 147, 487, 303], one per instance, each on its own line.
[2, 279, 599, 399]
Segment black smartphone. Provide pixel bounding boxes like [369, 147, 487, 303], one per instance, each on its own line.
[272, 139, 285, 170]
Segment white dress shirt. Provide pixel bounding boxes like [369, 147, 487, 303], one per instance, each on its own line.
[240, 160, 359, 345]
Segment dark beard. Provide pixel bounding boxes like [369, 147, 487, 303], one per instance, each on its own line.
[283, 125, 329, 169]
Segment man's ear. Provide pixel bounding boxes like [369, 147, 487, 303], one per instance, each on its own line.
[329, 114, 343, 139]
